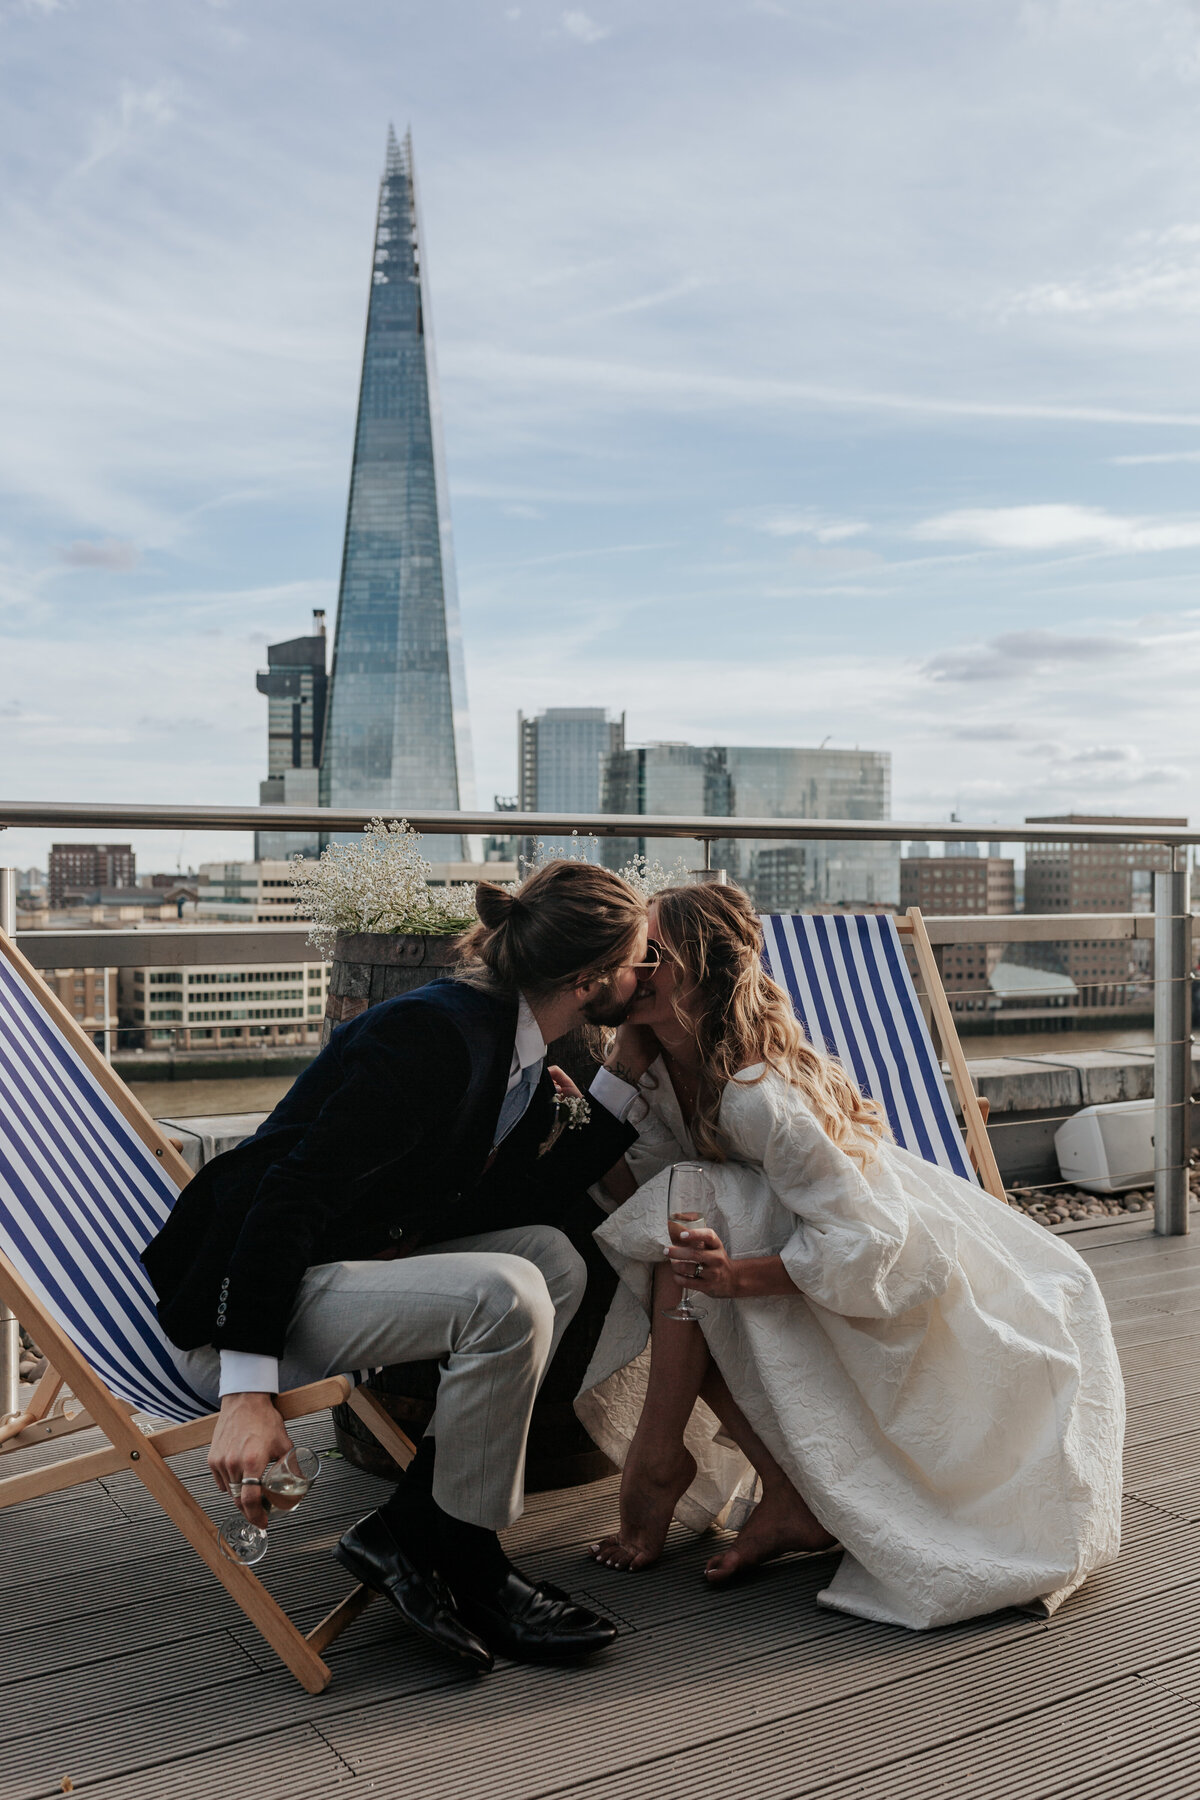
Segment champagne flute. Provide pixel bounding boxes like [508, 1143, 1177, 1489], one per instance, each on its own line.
[663, 1161, 712, 1323]
[218, 1445, 321, 1565]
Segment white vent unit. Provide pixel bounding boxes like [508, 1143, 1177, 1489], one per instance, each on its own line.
[1054, 1099, 1155, 1195]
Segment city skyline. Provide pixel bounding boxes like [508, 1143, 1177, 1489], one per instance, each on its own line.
[6, 5, 1200, 869]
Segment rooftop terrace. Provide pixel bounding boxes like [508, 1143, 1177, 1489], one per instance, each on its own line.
[0, 1213, 1196, 1800]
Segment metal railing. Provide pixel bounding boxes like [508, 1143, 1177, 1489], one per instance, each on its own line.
[0, 800, 1194, 1425]
[1, 799, 1194, 1237]
[3, 796, 1200, 847]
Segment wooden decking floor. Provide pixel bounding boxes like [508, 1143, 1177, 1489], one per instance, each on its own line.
[4, 1217, 1200, 1800]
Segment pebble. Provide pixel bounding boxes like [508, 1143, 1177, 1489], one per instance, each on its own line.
[1006, 1184, 1160, 1228]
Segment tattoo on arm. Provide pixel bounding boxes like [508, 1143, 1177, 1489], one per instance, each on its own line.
[606, 1060, 641, 1086]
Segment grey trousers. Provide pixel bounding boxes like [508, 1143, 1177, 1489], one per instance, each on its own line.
[171, 1224, 587, 1530]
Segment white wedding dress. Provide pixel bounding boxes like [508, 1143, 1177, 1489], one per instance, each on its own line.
[576, 1061, 1125, 1630]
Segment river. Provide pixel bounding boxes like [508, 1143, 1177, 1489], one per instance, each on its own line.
[127, 1023, 1159, 1120]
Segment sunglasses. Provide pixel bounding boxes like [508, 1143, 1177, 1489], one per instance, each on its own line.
[629, 938, 663, 978]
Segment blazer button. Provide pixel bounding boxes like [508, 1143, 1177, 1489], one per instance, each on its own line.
[388, 1225, 404, 1242]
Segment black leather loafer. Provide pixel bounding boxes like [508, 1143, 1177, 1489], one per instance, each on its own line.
[456, 1567, 619, 1664]
[335, 1511, 494, 1674]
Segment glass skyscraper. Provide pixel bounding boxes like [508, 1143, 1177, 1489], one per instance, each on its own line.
[518, 707, 625, 859]
[601, 743, 899, 908]
[320, 128, 472, 849]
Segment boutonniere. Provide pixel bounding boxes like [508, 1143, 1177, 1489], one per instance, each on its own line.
[538, 1090, 592, 1157]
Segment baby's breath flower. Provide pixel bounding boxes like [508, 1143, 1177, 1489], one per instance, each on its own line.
[290, 818, 483, 957]
[616, 852, 694, 898]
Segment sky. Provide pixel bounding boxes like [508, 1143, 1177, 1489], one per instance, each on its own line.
[5, 0, 1200, 872]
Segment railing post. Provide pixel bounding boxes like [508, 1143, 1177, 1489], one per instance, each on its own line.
[0, 869, 19, 1418]
[1154, 852, 1192, 1236]
[691, 839, 728, 885]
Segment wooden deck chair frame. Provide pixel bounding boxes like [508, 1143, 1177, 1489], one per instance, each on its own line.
[0, 925, 415, 1694]
[895, 908, 1005, 1204]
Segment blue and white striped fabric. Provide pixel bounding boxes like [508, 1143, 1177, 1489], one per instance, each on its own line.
[0, 951, 209, 1423]
[760, 913, 976, 1185]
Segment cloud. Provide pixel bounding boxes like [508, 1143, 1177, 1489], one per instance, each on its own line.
[923, 629, 1132, 683]
[74, 81, 180, 179]
[1007, 222, 1200, 319]
[561, 10, 608, 44]
[60, 538, 139, 571]
[1109, 450, 1200, 465]
[447, 345, 1200, 431]
[732, 507, 870, 542]
[913, 504, 1200, 552]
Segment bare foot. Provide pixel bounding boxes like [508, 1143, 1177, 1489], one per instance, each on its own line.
[588, 1445, 697, 1571]
[704, 1484, 836, 1583]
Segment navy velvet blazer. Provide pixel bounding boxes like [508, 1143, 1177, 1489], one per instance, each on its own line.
[141, 979, 636, 1359]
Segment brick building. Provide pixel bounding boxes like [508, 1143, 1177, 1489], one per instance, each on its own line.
[1022, 814, 1183, 1005]
[48, 844, 135, 908]
[40, 967, 119, 1051]
[900, 854, 1015, 1014]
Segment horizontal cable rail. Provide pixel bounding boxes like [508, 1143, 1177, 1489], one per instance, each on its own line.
[3, 799, 1200, 845]
[11, 914, 1200, 970]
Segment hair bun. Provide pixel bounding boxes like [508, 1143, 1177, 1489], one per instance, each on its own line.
[474, 882, 517, 930]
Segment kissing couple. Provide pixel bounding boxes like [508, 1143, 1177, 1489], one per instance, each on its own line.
[143, 861, 1125, 1672]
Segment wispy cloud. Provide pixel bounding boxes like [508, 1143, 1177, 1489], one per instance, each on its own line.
[1109, 450, 1200, 465]
[922, 629, 1134, 683]
[732, 507, 870, 542]
[447, 345, 1200, 430]
[73, 81, 180, 179]
[1008, 223, 1200, 319]
[561, 10, 608, 44]
[914, 505, 1200, 553]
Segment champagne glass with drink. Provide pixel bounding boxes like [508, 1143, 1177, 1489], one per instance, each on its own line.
[218, 1444, 321, 1565]
[663, 1161, 713, 1323]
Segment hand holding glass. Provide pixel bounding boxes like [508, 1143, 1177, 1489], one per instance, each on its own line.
[663, 1162, 713, 1323]
[218, 1445, 321, 1565]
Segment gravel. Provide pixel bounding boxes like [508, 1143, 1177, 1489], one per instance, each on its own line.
[1004, 1167, 1200, 1227]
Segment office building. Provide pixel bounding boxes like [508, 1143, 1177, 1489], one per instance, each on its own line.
[320, 128, 472, 851]
[197, 861, 304, 924]
[118, 962, 330, 1053]
[518, 707, 625, 858]
[900, 855, 1015, 1014]
[601, 743, 898, 908]
[256, 612, 328, 861]
[1021, 814, 1184, 1006]
[49, 845, 135, 909]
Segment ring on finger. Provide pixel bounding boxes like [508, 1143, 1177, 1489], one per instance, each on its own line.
[693, 1263, 705, 1279]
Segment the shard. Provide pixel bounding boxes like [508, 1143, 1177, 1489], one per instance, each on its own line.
[320, 127, 472, 845]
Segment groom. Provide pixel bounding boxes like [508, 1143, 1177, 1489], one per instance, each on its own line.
[142, 860, 652, 1673]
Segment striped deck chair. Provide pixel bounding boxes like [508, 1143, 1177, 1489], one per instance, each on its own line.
[0, 926, 413, 1694]
[760, 908, 1005, 1202]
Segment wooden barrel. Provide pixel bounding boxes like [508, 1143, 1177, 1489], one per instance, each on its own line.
[321, 931, 462, 1046]
[323, 930, 615, 1490]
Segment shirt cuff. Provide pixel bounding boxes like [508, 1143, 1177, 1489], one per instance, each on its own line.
[218, 1351, 281, 1398]
[590, 1066, 640, 1121]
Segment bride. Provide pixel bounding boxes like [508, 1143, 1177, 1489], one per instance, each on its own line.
[577, 882, 1124, 1630]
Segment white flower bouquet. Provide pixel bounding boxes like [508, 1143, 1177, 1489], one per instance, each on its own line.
[290, 817, 480, 958]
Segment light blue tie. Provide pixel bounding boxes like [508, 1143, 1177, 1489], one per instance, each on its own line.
[493, 1059, 542, 1149]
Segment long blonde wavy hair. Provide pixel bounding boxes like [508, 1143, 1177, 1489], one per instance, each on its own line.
[651, 883, 888, 1168]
